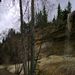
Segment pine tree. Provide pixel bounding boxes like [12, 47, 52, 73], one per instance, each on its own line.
[42, 5, 47, 24]
[67, 1, 71, 13]
[62, 9, 69, 24]
[57, 4, 63, 28]
[36, 5, 48, 28]
[40, 5, 47, 28]
[36, 11, 43, 27]
[57, 4, 62, 19]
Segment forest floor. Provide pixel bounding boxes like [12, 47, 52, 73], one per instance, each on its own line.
[0, 55, 75, 75]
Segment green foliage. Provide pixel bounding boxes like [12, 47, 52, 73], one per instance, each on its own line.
[36, 6, 48, 28]
[62, 9, 69, 24]
[42, 6, 47, 26]
[67, 1, 71, 13]
[36, 11, 43, 27]
[57, 4, 62, 19]
[55, 2, 72, 29]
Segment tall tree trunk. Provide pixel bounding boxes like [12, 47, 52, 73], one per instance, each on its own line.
[19, 0, 23, 33]
[30, 0, 35, 75]
[19, 0, 27, 75]
[0, 0, 1, 2]
[30, 15, 35, 74]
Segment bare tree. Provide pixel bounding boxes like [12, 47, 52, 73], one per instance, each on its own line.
[19, 0, 28, 75]
[30, 0, 35, 75]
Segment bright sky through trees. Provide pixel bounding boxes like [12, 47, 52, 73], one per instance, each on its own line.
[0, 0, 75, 33]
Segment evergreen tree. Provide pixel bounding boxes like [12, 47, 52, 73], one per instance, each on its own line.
[57, 4, 63, 29]
[36, 11, 43, 27]
[67, 1, 71, 13]
[42, 5, 47, 24]
[62, 9, 69, 24]
[36, 5, 48, 28]
[57, 4, 62, 19]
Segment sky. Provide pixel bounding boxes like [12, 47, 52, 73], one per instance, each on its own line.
[0, 0, 75, 41]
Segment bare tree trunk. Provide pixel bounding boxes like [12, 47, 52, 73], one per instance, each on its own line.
[0, 0, 1, 2]
[30, 0, 35, 75]
[19, 0, 23, 32]
[19, 0, 27, 75]
[27, 26, 31, 75]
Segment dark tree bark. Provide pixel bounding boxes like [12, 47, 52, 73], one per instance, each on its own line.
[0, 0, 1, 2]
[19, 0, 27, 75]
[30, 0, 35, 75]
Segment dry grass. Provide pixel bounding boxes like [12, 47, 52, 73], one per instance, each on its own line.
[0, 55, 75, 75]
[38, 55, 75, 75]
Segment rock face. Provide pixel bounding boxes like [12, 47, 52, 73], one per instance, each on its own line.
[0, 69, 16, 75]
